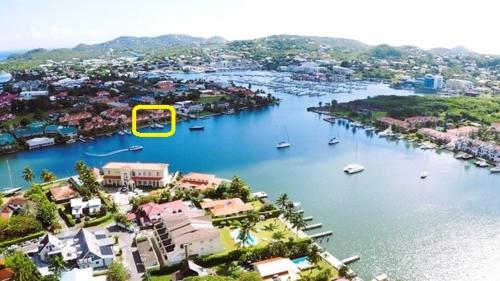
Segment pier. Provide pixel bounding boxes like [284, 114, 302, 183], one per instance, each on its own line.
[341, 255, 360, 265]
[309, 231, 333, 239]
[301, 223, 322, 230]
[303, 216, 314, 221]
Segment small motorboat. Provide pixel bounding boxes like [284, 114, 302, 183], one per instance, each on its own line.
[129, 145, 143, 151]
[328, 137, 340, 145]
[106, 133, 113, 137]
[66, 139, 76, 144]
[124, 130, 131, 135]
[420, 171, 428, 179]
[88, 136, 95, 140]
[189, 125, 205, 131]
[118, 130, 125, 136]
[475, 160, 489, 167]
[490, 166, 500, 173]
[276, 141, 291, 149]
[343, 164, 364, 174]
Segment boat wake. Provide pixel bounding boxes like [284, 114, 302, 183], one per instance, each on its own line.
[85, 148, 129, 157]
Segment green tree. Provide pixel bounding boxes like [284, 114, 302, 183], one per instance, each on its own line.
[238, 272, 261, 281]
[22, 167, 34, 183]
[48, 255, 66, 277]
[36, 200, 57, 228]
[5, 251, 41, 281]
[106, 261, 130, 281]
[307, 244, 322, 268]
[40, 169, 56, 182]
[275, 193, 289, 209]
[290, 212, 307, 235]
[237, 219, 256, 247]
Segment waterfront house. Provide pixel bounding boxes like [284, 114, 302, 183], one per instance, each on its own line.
[252, 257, 300, 281]
[49, 185, 79, 203]
[377, 117, 410, 132]
[60, 268, 93, 281]
[418, 128, 453, 144]
[0, 133, 17, 152]
[152, 212, 223, 266]
[178, 172, 224, 191]
[25, 137, 55, 150]
[102, 162, 172, 189]
[136, 237, 160, 271]
[37, 229, 114, 270]
[455, 138, 500, 163]
[0, 197, 29, 219]
[174, 100, 204, 114]
[58, 112, 92, 126]
[134, 200, 203, 226]
[70, 198, 102, 218]
[200, 198, 253, 217]
[405, 116, 439, 129]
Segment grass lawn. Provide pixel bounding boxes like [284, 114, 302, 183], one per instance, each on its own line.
[198, 95, 225, 104]
[220, 218, 297, 252]
[151, 275, 172, 281]
[40, 178, 71, 191]
[195, 110, 216, 117]
[299, 258, 339, 280]
[250, 200, 263, 210]
[2, 113, 35, 128]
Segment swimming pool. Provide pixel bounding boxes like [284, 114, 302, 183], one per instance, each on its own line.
[231, 230, 258, 246]
[292, 257, 312, 270]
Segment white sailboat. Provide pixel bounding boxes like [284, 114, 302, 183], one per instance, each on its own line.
[2, 160, 22, 196]
[276, 126, 291, 149]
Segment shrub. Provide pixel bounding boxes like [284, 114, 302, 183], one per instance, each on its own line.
[0, 231, 45, 247]
[83, 213, 112, 227]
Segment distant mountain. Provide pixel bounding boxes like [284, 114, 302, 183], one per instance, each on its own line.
[73, 34, 227, 51]
[428, 45, 478, 56]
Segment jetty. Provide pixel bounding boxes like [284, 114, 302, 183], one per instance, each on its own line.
[303, 216, 314, 221]
[301, 223, 322, 230]
[341, 255, 360, 265]
[309, 231, 333, 239]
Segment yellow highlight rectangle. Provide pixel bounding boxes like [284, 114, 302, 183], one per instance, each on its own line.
[131, 105, 176, 138]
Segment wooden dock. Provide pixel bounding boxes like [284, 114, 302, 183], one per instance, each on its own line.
[309, 231, 333, 239]
[303, 216, 314, 221]
[301, 223, 323, 230]
[341, 255, 360, 265]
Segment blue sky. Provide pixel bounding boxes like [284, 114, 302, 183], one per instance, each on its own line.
[1, 0, 499, 54]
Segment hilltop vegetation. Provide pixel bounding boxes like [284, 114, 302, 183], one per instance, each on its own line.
[338, 95, 500, 124]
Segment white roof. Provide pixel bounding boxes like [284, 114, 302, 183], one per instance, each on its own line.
[88, 198, 101, 207]
[103, 162, 168, 171]
[26, 137, 54, 146]
[70, 198, 83, 207]
[61, 268, 93, 281]
[254, 258, 299, 279]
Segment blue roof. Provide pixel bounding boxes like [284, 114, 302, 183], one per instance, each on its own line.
[12, 126, 44, 138]
[0, 133, 16, 146]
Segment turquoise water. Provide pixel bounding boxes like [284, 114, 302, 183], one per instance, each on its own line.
[231, 230, 258, 246]
[0, 71, 499, 280]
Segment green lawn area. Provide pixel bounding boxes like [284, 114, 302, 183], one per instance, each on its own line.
[2, 113, 35, 128]
[299, 258, 339, 280]
[40, 178, 71, 191]
[151, 275, 172, 281]
[198, 95, 225, 104]
[250, 200, 263, 210]
[219, 218, 297, 252]
[195, 110, 216, 117]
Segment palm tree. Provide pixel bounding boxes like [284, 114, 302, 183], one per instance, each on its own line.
[275, 193, 289, 209]
[22, 167, 34, 183]
[237, 219, 256, 247]
[40, 169, 56, 182]
[307, 244, 322, 269]
[290, 212, 307, 236]
[49, 255, 66, 277]
[75, 161, 86, 174]
[262, 222, 277, 232]
[272, 230, 285, 240]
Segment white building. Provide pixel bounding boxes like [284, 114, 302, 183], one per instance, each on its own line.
[26, 137, 55, 150]
[102, 162, 172, 189]
[70, 198, 102, 219]
[37, 229, 114, 271]
[19, 90, 49, 100]
[153, 212, 223, 266]
[446, 79, 474, 92]
[174, 100, 204, 114]
[253, 257, 300, 281]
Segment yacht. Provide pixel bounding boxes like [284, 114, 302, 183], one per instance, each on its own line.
[118, 130, 125, 136]
[124, 130, 132, 135]
[420, 143, 436, 150]
[88, 136, 95, 140]
[378, 128, 394, 137]
[343, 164, 364, 174]
[78, 136, 86, 142]
[129, 145, 144, 151]
[276, 141, 291, 149]
[66, 139, 76, 144]
[474, 160, 489, 167]
[420, 171, 428, 179]
[189, 125, 204, 131]
[155, 123, 165, 129]
[490, 166, 500, 173]
[364, 126, 376, 132]
[328, 137, 340, 145]
[106, 133, 113, 137]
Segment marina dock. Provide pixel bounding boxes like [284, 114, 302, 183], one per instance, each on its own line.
[341, 255, 360, 265]
[309, 231, 333, 239]
[301, 223, 322, 230]
[303, 216, 314, 221]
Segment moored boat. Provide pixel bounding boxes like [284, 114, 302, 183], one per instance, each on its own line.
[420, 171, 428, 179]
[328, 137, 340, 145]
[344, 164, 364, 174]
[129, 145, 143, 151]
[276, 141, 291, 149]
[189, 125, 205, 131]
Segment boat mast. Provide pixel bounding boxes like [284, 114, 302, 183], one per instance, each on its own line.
[6, 159, 13, 188]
